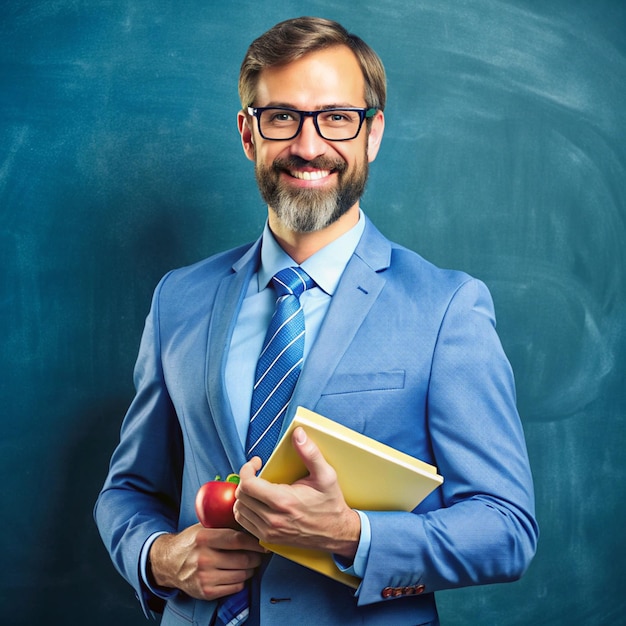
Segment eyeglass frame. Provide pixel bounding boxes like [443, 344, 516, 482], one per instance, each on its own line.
[246, 106, 378, 142]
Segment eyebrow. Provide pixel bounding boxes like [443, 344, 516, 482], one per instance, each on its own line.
[258, 102, 365, 110]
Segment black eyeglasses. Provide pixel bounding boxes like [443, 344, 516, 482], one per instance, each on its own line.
[247, 106, 377, 141]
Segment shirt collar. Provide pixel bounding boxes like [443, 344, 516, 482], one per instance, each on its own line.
[257, 209, 366, 296]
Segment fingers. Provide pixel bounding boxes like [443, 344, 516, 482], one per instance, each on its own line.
[198, 526, 267, 553]
[193, 529, 264, 600]
[233, 491, 276, 538]
[235, 457, 276, 508]
[148, 525, 265, 601]
[193, 564, 257, 601]
[238, 455, 263, 479]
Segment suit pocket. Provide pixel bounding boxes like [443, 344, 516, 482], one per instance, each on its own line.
[320, 370, 406, 396]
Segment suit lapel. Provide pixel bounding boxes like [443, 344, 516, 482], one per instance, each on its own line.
[206, 240, 261, 471]
[288, 219, 392, 425]
[205, 219, 392, 457]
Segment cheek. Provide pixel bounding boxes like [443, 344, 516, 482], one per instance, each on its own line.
[255, 144, 284, 167]
[341, 149, 366, 172]
[340, 139, 368, 166]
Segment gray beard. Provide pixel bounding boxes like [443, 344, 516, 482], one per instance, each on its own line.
[255, 157, 369, 233]
[271, 186, 349, 233]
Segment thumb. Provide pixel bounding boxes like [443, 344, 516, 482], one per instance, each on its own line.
[292, 427, 331, 481]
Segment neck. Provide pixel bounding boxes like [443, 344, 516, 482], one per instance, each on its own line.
[268, 205, 360, 264]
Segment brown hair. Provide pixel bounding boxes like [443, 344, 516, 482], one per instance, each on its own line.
[239, 17, 387, 112]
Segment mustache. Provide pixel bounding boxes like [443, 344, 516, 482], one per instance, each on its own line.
[272, 155, 348, 174]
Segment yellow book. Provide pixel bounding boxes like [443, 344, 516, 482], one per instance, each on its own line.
[258, 406, 444, 588]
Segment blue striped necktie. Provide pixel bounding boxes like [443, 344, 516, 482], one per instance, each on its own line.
[246, 266, 316, 462]
[214, 266, 315, 626]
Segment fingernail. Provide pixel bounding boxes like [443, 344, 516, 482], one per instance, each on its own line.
[294, 427, 307, 445]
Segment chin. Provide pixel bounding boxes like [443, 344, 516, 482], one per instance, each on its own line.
[273, 196, 350, 233]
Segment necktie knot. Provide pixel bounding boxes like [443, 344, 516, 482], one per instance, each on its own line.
[271, 266, 315, 299]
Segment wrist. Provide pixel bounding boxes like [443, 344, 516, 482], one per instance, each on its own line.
[330, 508, 361, 559]
[148, 533, 175, 589]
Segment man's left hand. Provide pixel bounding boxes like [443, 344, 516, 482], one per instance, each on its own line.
[233, 426, 361, 559]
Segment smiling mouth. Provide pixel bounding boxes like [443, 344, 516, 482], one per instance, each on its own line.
[274, 156, 345, 182]
[289, 169, 332, 181]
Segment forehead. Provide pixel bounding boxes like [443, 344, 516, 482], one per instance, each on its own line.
[254, 45, 366, 108]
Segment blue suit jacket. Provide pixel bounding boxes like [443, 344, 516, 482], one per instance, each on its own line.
[95, 217, 538, 625]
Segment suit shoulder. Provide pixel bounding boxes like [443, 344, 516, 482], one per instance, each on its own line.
[361, 216, 475, 291]
[388, 241, 476, 293]
[359, 217, 484, 303]
[383, 243, 496, 328]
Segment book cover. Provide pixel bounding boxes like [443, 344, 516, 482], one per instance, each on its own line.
[258, 406, 444, 587]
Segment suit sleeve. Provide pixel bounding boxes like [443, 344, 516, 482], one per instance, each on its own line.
[94, 273, 184, 616]
[357, 277, 539, 606]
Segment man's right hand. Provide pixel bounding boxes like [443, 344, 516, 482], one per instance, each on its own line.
[148, 524, 266, 601]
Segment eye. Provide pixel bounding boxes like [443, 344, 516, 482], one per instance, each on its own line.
[267, 110, 297, 124]
[320, 110, 354, 125]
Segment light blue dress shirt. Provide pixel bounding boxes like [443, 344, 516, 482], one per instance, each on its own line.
[141, 211, 371, 596]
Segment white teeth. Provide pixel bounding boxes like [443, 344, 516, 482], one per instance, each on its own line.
[290, 170, 330, 181]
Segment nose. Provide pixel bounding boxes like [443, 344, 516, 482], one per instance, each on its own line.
[289, 115, 327, 161]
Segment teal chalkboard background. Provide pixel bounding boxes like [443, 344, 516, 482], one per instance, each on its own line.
[1, 1, 625, 624]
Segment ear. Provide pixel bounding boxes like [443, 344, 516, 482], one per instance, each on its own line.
[366, 110, 385, 163]
[238, 110, 256, 162]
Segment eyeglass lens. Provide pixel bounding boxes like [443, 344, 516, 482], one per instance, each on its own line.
[258, 109, 364, 140]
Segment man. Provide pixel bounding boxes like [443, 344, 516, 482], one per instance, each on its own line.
[95, 16, 538, 626]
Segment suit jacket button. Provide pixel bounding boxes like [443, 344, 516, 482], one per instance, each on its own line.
[382, 587, 393, 599]
[415, 584, 426, 594]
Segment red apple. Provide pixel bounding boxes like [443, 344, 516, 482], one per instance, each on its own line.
[195, 474, 240, 529]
